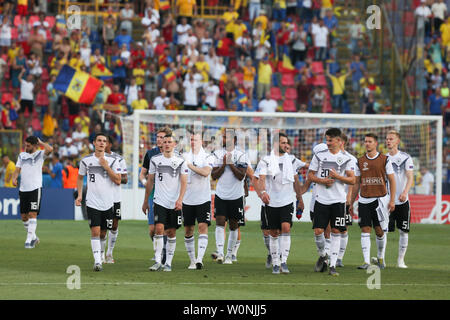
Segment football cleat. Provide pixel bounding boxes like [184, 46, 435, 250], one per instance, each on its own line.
[272, 265, 281, 274]
[211, 251, 219, 261]
[105, 255, 115, 264]
[371, 257, 385, 269]
[216, 254, 224, 264]
[196, 261, 204, 270]
[223, 255, 233, 264]
[397, 260, 408, 269]
[329, 266, 339, 276]
[314, 255, 327, 272]
[357, 263, 371, 270]
[149, 262, 162, 271]
[265, 254, 272, 269]
[280, 263, 290, 274]
[336, 259, 344, 267]
[188, 262, 197, 270]
[24, 242, 32, 249]
[93, 263, 103, 272]
[231, 255, 237, 262]
[30, 237, 40, 247]
[162, 264, 172, 272]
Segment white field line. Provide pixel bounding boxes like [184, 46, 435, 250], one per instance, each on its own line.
[1, 282, 450, 287]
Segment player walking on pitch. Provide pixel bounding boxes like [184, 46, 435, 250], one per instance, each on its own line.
[142, 133, 188, 271]
[182, 132, 214, 270]
[350, 133, 396, 270]
[12, 136, 53, 248]
[104, 136, 128, 263]
[307, 128, 355, 276]
[211, 129, 248, 265]
[76, 133, 122, 271]
[385, 130, 414, 268]
[254, 132, 306, 274]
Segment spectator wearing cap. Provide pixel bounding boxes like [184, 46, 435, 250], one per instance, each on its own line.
[120, 2, 135, 36]
[60, 138, 79, 160]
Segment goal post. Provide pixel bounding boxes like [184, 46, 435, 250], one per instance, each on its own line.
[121, 110, 443, 224]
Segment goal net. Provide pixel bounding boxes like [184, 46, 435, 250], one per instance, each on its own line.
[119, 110, 443, 224]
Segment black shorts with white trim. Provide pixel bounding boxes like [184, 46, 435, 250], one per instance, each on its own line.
[19, 188, 42, 215]
[388, 201, 410, 233]
[87, 206, 114, 230]
[154, 203, 182, 230]
[312, 201, 346, 231]
[182, 201, 212, 226]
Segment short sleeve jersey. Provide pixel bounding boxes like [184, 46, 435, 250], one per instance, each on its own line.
[142, 146, 161, 198]
[149, 153, 189, 209]
[16, 150, 45, 192]
[309, 149, 355, 205]
[182, 151, 214, 206]
[212, 148, 248, 200]
[110, 152, 128, 203]
[387, 150, 414, 205]
[79, 153, 121, 211]
[255, 154, 306, 208]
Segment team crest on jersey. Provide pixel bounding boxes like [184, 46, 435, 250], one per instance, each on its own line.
[336, 157, 343, 165]
[362, 162, 369, 171]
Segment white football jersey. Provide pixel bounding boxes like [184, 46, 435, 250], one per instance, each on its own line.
[16, 150, 45, 192]
[309, 149, 355, 205]
[79, 153, 121, 211]
[110, 152, 127, 203]
[343, 150, 358, 193]
[255, 153, 306, 208]
[182, 150, 214, 206]
[212, 148, 248, 200]
[149, 153, 189, 209]
[386, 150, 414, 205]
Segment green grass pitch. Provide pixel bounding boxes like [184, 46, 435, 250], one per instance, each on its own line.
[0, 220, 449, 300]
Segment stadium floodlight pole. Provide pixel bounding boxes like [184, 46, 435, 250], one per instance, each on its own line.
[130, 110, 443, 223]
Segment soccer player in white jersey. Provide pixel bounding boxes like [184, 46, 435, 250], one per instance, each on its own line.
[350, 133, 396, 270]
[142, 133, 188, 272]
[385, 130, 414, 268]
[76, 133, 122, 271]
[308, 128, 356, 276]
[254, 132, 306, 274]
[182, 132, 214, 270]
[336, 133, 358, 268]
[103, 136, 128, 264]
[211, 129, 248, 265]
[12, 136, 53, 248]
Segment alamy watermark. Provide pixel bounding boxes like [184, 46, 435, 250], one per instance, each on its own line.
[66, 265, 81, 290]
[366, 5, 381, 30]
[366, 265, 381, 290]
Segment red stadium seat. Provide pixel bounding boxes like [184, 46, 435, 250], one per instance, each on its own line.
[311, 62, 324, 74]
[313, 74, 327, 87]
[283, 99, 297, 112]
[11, 28, 18, 40]
[216, 97, 226, 111]
[36, 91, 49, 106]
[28, 16, 39, 27]
[270, 87, 282, 100]
[234, 72, 244, 85]
[285, 87, 297, 100]
[1, 93, 13, 105]
[41, 68, 50, 81]
[45, 16, 56, 28]
[281, 73, 295, 86]
[14, 15, 22, 27]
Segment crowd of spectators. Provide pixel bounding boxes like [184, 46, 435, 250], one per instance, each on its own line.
[0, 0, 442, 191]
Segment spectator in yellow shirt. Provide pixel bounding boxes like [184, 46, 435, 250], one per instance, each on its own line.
[257, 58, 272, 100]
[131, 91, 149, 110]
[273, 0, 287, 21]
[326, 64, 352, 113]
[243, 57, 255, 100]
[2, 155, 16, 188]
[74, 110, 91, 136]
[176, 0, 197, 23]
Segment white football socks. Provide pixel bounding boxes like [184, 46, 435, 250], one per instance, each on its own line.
[184, 236, 196, 263]
[107, 229, 118, 257]
[338, 232, 348, 260]
[226, 229, 238, 257]
[26, 218, 37, 244]
[376, 233, 387, 260]
[165, 237, 177, 266]
[269, 235, 280, 266]
[91, 237, 102, 264]
[215, 226, 225, 256]
[314, 233, 326, 257]
[279, 233, 291, 264]
[361, 233, 371, 264]
[197, 234, 208, 262]
[153, 235, 164, 264]
[329, 232, 341, 268]
[398, 230, 409, 262]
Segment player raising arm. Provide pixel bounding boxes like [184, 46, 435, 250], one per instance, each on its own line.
[12, 136, 53, 249]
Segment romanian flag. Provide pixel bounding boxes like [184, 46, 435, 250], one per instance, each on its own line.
[237, 89, 248, 105]
[54, 65, 102, 105]
[162, 68, 176, 82]
[91, 62, 113, 80]
[159, 0, 170, 10]
[56, 18, 66, 31]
